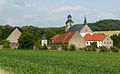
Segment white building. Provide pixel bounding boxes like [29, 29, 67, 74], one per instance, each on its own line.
[41, 34, 47, 46]
[84, 33, 113, 48]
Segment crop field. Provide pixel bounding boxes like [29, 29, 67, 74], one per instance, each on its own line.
[94, 31, 120, 36]
[0, 50, 120, 74]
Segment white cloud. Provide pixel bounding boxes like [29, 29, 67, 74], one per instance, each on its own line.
[24, 14, 34, 19]
[6, 18, 16, 25]
[98, 12, 115, 19]
[52, 6, 88, 13]
[0, 0, 6, 12]
[13, 4, 22, 8]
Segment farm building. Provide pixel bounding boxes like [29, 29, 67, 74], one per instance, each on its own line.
[50, 31, 86, 49]
[84, 33, 113, 48]
[7, 27, 23, 49]
[51, 15, 113, 49]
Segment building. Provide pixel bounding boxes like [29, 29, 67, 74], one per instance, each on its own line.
[51, 15, 113, 49]
[7, 27, 23, 49]
[50, 32, 86, 49]
[41, 34, 47, 46]
[84, 33, 113, 48]
[66, 15, 93, 37]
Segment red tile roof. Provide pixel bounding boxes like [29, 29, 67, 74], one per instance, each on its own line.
[51, 32, 76, 44]
[84, 33, 107, 41]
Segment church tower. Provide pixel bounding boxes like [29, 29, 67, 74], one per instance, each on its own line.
[65, 15, 74, 32]
[41, 34, 47, 46]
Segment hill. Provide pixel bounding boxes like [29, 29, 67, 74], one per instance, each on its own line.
[0, 19, 120, 42]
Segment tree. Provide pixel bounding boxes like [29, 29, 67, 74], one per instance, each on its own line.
[18, 32, 34, 49]
[34, 38, 42, 50]
[62, 43, 68, 51]
[69, 44, 76, 51]
[110, 46, 119, 52]
[99, 46, 108, 52]
[91, 42, 97, 48]
[2, 39, 11, 48]
[42, 44, 48, 50]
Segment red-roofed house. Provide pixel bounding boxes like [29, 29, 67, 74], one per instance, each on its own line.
[50, 32, 86, 49]
[84, 33, 113, 48]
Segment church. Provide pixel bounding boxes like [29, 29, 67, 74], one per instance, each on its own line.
[51, 15, 113, 49]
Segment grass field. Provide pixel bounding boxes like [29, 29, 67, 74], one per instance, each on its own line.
[94, 31, 120, 36]
[0, 50, 120, 74]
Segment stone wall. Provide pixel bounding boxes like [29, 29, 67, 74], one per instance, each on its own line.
[69, 32, 86, 49]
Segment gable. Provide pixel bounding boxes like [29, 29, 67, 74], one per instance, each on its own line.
[80, 25, 93, 33]
[103, 36, 113, 42]
[7, 28, 22, 43]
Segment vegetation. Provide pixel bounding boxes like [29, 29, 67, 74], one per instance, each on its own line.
[1, 50, 120, 74]
[62, 43, 68, 51]
[99, 46, 108, 52]
[1, 39, 11, 48]
[18, 32, 35, 49]
[111, 34, 120, 48]
[110, 46, 119, 52]
[69, 44, 76, 51]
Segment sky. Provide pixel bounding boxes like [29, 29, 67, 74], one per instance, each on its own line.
[0, 0, 119, 27]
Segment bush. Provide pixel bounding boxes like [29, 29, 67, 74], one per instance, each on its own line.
[99, 46, 108, 52]
[2, 39, 11, 48]
[42, 44, 48, 50]
[62, 43, 68, 51]
[51, 45, 58, 50]
[69, 44, 76, 51]
[110, 46, 119, 52]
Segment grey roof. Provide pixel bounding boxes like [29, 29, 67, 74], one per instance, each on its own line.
[66, 24, 85, 33]
[42, 34, 47, 40]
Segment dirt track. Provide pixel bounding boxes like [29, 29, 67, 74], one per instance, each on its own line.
[0, 69, 8, 74]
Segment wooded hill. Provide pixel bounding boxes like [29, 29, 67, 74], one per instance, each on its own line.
[0, 19, 120, 42]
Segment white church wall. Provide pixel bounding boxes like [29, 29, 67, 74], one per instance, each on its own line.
[41, 40, 47, 46]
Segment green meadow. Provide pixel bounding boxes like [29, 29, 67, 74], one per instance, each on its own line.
[0, 50, 120, 74]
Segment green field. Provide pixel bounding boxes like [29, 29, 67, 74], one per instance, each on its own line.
[0, 50, 120, 74]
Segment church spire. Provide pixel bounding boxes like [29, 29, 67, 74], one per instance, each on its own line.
[84, 17, 87, 25]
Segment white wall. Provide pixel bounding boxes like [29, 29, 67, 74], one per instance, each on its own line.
[80, 32, 93, 37]
[41, 40, 47, 46]
[86, 41, 102, 47]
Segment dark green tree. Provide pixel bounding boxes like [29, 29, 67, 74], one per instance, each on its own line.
[2, 39, 11, 48]
[18, 32, 34, 49]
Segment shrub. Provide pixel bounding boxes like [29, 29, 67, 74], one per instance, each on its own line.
[99, 46, 108, 52]
[62, 43, 68, 51]
[110, 46, 119, 52]
[69, 44, 76, 51]
[2, 39, 11, 48]
[91, 42, 97, 48]
[51, 45, 58, 50]
[42, 44, 48, 50]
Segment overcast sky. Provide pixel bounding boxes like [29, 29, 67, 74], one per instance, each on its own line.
[0, 0, 119, 27]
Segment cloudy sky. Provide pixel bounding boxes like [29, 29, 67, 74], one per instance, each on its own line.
[0, 0, 119, 27]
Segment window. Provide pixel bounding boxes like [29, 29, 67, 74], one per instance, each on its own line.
[87, 42, 89, 44]
[110, 42, 111, 44]
[104, 42, 106, 44]
[107, 42, 109, 44]
[107, 38, 109, 40]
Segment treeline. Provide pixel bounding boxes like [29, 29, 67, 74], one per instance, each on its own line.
[0, 19, 120, 42]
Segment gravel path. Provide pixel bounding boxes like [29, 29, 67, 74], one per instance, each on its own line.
[0, 69, 8, 74]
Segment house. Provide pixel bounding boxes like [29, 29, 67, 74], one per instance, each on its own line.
[84, 33, 113, 48]
[41, 34, 47, 46]
[7, 27, 23, 49]
[50, 31, 86, 49]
